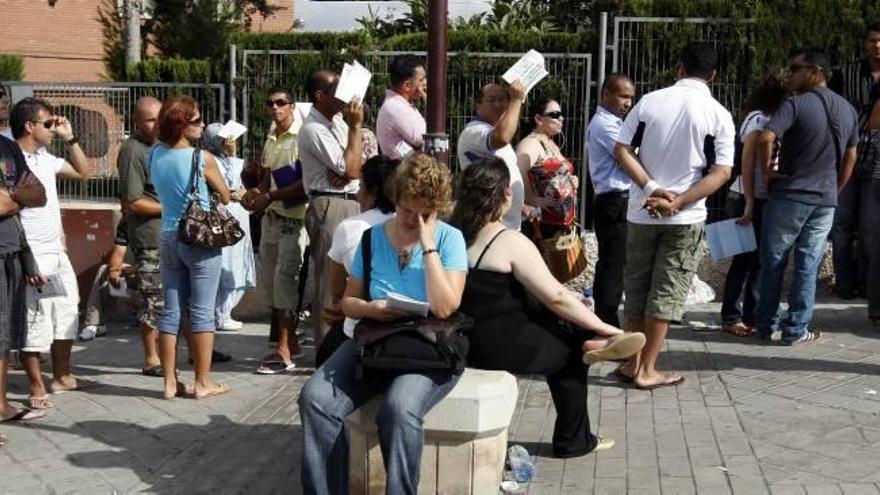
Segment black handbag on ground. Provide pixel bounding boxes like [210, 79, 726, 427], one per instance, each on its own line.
[352, 227, 472, 378]
[177, 147, 244, 249]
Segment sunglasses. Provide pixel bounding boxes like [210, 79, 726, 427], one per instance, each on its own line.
[541, 111, 564, 119]
[33, 119, 56, 129]
[788, 63, 821, 73]
[188, 116, 203, 126]
[266, 98, 291, 108]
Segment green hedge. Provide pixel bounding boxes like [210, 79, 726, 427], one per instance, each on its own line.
[0, 54, 24, 81]
[229, 31, 374, 51]
[126, 59, 212, 83]
[383, 29, 591, 53]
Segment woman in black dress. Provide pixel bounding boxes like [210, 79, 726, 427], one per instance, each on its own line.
[450, 157, 646, 458]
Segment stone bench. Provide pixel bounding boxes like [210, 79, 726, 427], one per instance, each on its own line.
[347, 368, 518, 494]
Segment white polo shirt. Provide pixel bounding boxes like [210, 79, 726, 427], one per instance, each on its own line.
[617, 78, 735, 225]
[457, 120, 524, 231]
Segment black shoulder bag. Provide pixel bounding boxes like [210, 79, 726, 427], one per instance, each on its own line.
[352, 227, 472, 379]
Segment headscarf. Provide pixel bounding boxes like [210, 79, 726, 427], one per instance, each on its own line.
[201, 122, 233, 185]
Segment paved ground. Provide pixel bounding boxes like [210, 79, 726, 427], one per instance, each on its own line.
[2, 294, 880, 494]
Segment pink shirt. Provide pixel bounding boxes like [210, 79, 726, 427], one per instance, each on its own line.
[376, 89, 426, 159]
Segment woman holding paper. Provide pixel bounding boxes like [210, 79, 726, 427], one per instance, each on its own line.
[720, 70, 788, 336]
[202, 123, 255, 331]
[298, 154, 468, 494]
[450, 157, 646, 458]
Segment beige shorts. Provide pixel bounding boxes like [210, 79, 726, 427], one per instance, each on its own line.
[23, 252, 80, 352]
[258, 211, 308, 311]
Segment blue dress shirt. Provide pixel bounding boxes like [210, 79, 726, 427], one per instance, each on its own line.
[587, 105, 632, 195]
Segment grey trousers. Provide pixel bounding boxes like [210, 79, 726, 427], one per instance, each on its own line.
[304, 196, 360, 345]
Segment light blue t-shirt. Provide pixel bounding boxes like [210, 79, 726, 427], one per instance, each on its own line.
[351, 220, 468, 303]
[149, 145, 210, 232]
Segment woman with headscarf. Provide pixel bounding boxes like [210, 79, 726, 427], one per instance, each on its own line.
[202, 123, 256, 331]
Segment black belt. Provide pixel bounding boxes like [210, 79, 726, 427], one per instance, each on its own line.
[310, 191, 357, 201]
[595, 189, 629, 198]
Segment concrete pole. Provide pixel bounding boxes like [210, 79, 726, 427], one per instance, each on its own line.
[124, 0, 142, 75]
[424, 0, 449, 166]
[229, 44, 237, 123]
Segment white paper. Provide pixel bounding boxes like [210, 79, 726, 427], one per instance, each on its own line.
[502, 49, 549, 94]
[386, 292, 430, 318]
[335, 61, 372, 104]
[706, 218, 757, 261]
[217, 120, 247, 140]
[394, 141, 415, 159]
[295, 102, 313, 123]
[109, 278, 129, 298]
[33, 273, 66, 299]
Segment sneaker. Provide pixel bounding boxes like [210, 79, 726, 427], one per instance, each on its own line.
[79, 325, 102, 341]
[217, 319, 243, 331]
[784, 330, 822, 346]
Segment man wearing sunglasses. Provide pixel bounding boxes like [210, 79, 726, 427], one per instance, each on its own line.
[242, 86, 308, 374]
[10, 97, 90, 410]
[754, 48, 859, 346]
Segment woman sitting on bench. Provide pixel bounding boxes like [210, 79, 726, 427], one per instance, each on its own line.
[298, 154, 468, 494]
[450, 157, 646, 458]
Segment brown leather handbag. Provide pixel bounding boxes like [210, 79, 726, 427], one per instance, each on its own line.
[177, 147, 244, 249]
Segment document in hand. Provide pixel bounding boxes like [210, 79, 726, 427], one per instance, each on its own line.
[502, 49, 549, 93]
[335, 61, 372, 104]
[33, 273, 67, 300]
[216, 120, 248, 140]
[295, 102, 313, 122]
[706, 218, 757, 261]
[109, 278, 130, 299]
[386, 292, 430, 318]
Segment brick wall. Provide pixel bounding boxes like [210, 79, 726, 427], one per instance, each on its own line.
[3, 0, 107, 81]
[3, 0, 296, 83]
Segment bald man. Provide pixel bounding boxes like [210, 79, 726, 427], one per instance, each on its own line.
[117, 96, 165, 376]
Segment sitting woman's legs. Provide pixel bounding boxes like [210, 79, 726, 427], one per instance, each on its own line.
[298, 340, 387, 494]
[547, 348, 597, 457]
[376, 371, 461, 494]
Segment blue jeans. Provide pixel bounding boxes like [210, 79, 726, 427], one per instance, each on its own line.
[298, 339, 460, 495]
[755, 198, 834, 342]
[158, 231, 222, 334]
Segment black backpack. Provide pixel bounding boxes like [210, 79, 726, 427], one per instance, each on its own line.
[351, 227, 472, 378]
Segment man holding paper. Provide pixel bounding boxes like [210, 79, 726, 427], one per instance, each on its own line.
[242, 86, 308, 374]
[377, 55, 427, 159]
[612, 43, 735, 390]
[298, 69, 365, 344]
[457, 81, 528, 230]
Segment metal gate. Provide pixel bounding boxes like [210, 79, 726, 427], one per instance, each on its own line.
[239, 49, 594, 224]
[1, 82, 226, 202]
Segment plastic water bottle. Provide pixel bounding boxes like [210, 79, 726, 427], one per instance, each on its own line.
[507, 444, 535, 482]
[581, 286, 595, 312]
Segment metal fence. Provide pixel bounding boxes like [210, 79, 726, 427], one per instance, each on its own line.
[1, 82, 225, 202]
[611, 17, 755, 221]
[240, 49, 594, 222]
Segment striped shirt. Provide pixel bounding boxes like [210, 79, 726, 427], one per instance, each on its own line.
[835, 60, 880, 128]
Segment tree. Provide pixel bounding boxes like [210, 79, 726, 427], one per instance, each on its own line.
[124, 0, 142, 68]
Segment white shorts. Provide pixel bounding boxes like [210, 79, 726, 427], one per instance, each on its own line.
[22, 252, 80, 352]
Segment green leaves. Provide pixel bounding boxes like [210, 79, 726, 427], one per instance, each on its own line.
[0, 54, 24, 82]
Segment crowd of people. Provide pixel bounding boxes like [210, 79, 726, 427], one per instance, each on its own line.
[0, 31, 877, 491]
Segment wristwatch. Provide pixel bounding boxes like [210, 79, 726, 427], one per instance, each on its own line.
[65, 136, 78, 146]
